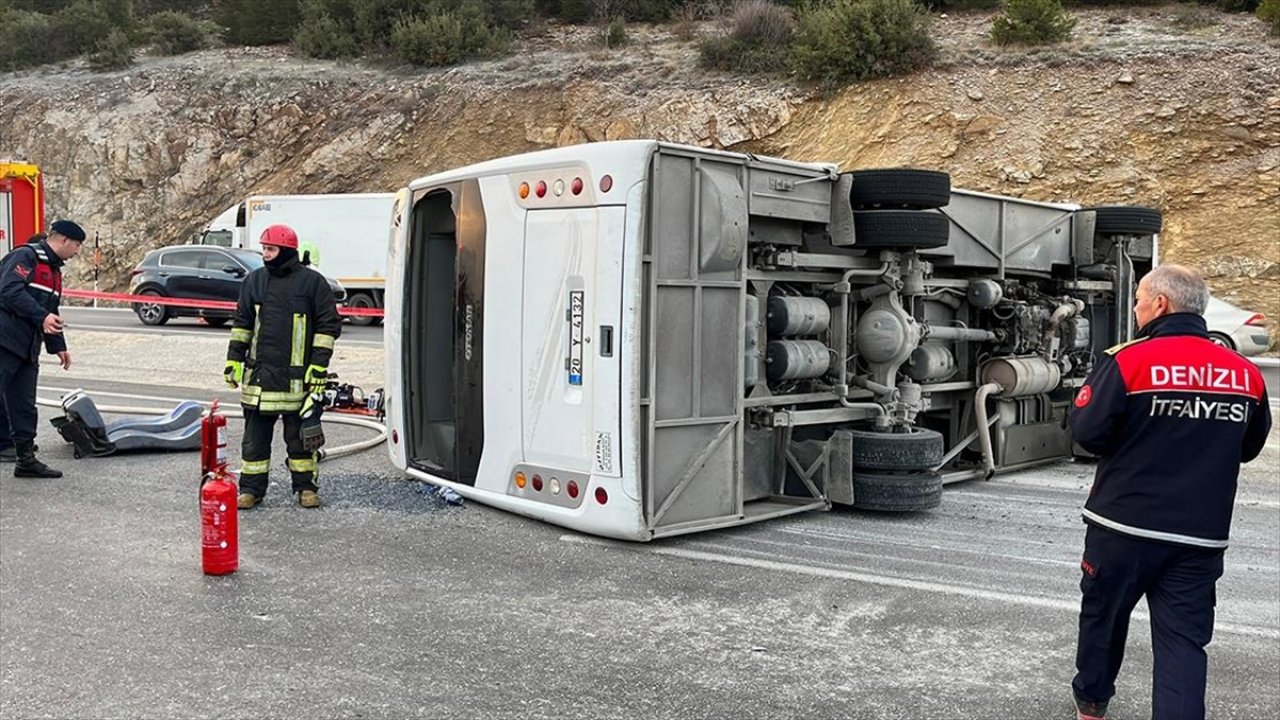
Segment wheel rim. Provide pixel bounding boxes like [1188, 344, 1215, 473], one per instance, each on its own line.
[138, 297, 162, 322]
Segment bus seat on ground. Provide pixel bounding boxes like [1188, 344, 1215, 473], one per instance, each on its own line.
[50, 389, 204, 458]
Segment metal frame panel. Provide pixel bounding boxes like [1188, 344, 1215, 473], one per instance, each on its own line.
[642, 150, 749, 533]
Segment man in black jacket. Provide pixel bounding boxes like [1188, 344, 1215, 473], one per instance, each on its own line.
[0, 221, 84, 478]
[224, 224, 340, 509]
[1068, 264, 1271, 720]
[0, 232, 49, 464]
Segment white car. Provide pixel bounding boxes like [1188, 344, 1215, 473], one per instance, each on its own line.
[1204, 297, 1271, 356]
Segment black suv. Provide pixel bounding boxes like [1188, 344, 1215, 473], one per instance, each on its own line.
[128, 246, 346, 326]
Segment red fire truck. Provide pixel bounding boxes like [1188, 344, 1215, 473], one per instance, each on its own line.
[1, 161, 45, 255]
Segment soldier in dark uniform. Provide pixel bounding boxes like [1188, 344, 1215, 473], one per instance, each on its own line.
[0, 232, 47, 463]
[0, 221, 84, 478]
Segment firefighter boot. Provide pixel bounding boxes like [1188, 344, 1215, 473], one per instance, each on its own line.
[237, 493, 260, 509]
[297, 489, 321, 508]
[13, 441, 62, 478]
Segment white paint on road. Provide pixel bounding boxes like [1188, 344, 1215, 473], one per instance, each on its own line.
[39, 385, 216, 406]
[66, 322, 383, 347]
[560, 535, 1280, 640]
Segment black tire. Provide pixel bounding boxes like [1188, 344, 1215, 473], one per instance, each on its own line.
[853, 210, 950, 249]
[852, 471, 942, 512]
[1208, 331, 1235, 351]
[1089, 206, 1163, 236]
[850, 169, 951, 210]
[133, 289, 169, 326]
[849, 426, 944, 471]
[203, 317, 229, 328]
[346, 292, 379, 327]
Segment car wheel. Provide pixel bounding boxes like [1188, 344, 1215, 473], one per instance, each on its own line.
[133, 290, 169, 326]
[1089, 206, 1163, 236]
[852, 210, 951, 249]
[848, 426, 944, 472]
[1208, 332, 1236, 351]
[346, 292, 380, 327]
[852, 470, 943, 512]
[850, 168, 951, 210]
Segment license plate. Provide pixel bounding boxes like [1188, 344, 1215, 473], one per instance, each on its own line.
[568, 290, 584, 386]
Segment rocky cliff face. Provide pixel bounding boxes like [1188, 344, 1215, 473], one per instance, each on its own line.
[1, 8, 1276, 345]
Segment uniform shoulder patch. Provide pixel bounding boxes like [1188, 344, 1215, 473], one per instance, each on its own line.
[1103, 336, 1150, 356]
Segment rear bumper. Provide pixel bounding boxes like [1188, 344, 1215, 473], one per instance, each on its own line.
[1232, 327, 1272, 356]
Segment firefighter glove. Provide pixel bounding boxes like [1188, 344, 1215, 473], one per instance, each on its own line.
[299, 393, 326, 451]
[305, 364, 328, 393]
[224, 360, 244, 389]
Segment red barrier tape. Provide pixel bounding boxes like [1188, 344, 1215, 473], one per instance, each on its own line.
[61, 289, 385, 318]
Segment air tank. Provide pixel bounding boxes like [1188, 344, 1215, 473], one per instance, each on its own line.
[767, 296, 831, 337]
[766, 340, 830, 382]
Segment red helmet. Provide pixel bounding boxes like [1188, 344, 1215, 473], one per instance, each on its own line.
[260, 224, 298, 249]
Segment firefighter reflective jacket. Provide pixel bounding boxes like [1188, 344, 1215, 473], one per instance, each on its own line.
[226, 257, 340, 413]
[1069, 313, 1271, 549]
[0, 241, 67, 362]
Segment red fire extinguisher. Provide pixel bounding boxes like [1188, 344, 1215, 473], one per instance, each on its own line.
[200, 399, 238, 576]
[200, 467, 239, 575]
[201, 398, 228, 479]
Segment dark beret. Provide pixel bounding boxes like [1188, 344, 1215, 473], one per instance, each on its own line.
[50, 220, 86, 242]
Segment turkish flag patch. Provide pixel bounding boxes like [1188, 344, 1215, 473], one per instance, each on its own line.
[1075, 384, 1092, 408]
[14, 263, 30, 279]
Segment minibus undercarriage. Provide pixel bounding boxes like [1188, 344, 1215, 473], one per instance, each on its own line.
[636, 147, 1156, 537]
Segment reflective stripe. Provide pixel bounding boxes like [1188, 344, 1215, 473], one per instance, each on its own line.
[258, 400, 305, 413]
[287, 457, 318, 472]
[254, 387, 308, 412]
[230, 328, 252, 343]
[242, 459, 271, 475]
[239, 381, 309, 411]
[1082, 509, 1229, 549]
[28, 282, 57, 294]
[291, 313, 307, 367]
[250, 304, 261, 361]
[313, 333, 336, 350]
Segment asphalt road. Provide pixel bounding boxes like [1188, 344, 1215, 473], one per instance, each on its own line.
[60, 306, 385, 347]
[2, 332, 1278, 719]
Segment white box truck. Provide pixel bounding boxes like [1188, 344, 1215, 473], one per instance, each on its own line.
[198, 193, 396, 325]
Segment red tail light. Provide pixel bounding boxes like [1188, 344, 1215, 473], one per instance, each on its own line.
[594, 487, 608, 505]
[1245, 313, 1266, 327]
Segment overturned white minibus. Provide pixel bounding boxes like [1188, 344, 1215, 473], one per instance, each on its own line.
[384, 141, 1159, 540]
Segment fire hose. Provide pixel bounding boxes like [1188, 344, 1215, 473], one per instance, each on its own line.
[34, 394, 386, 462]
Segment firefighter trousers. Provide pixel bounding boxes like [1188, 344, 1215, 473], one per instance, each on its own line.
[238, 407, 318, 498]
[0, 348, 37, 447]
[1073, 524, 1224, 720]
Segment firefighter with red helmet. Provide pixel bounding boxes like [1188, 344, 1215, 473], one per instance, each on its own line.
[224, 224, 340, 509]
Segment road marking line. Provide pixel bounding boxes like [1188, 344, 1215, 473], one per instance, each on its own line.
[770, 526, 1080, 567]
[39, 386, 220, 405]
[559, 535, 1280, 640]
[68, 322, 382, 346]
